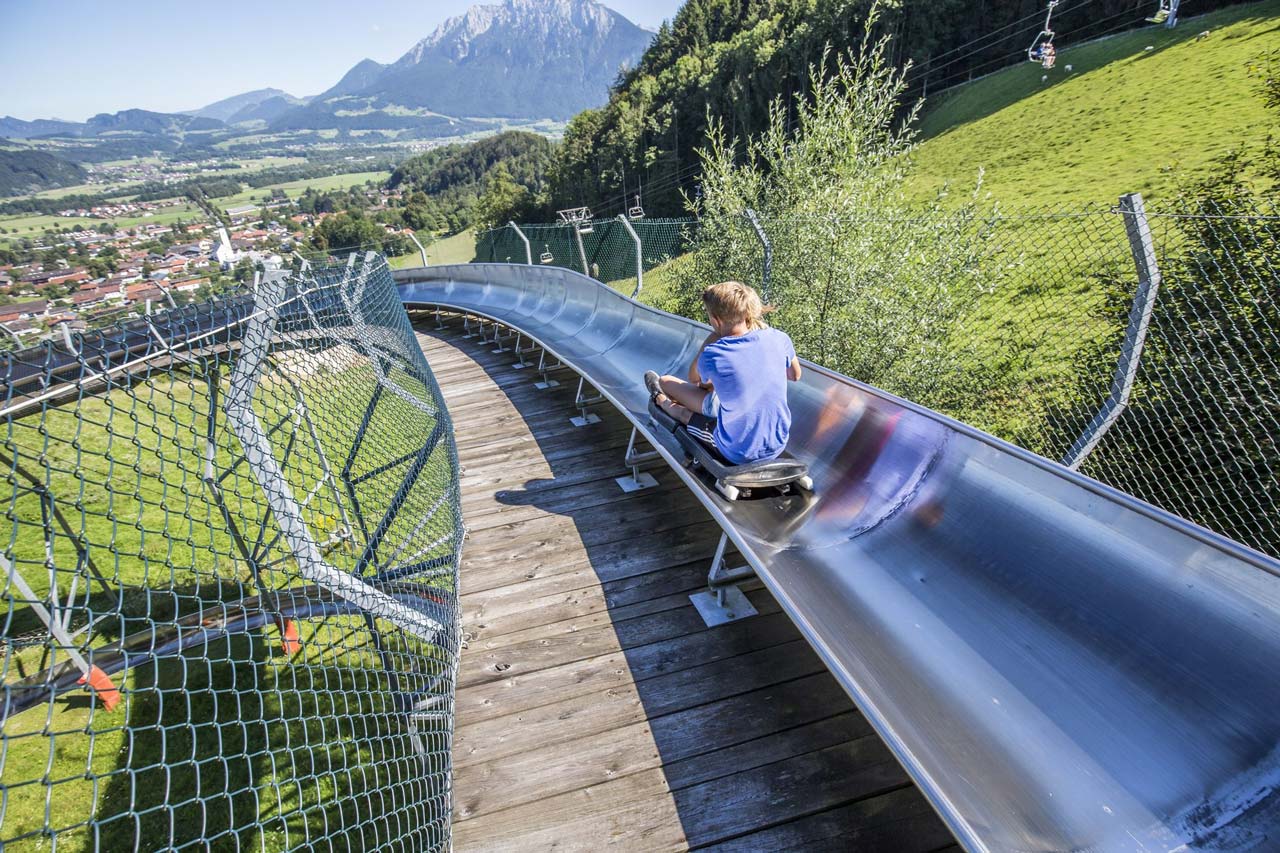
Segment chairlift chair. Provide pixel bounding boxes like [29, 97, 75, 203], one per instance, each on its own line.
[1027, 1, 1059, 69]
[540, 245, 554, 264]
[628, 194, 646, 220]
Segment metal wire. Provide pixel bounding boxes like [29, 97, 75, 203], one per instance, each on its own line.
[0, 254, 462, 851]
[479, 198, 1279, 560]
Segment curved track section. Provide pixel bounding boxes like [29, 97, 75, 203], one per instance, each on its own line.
[398, 263, 1280, 852]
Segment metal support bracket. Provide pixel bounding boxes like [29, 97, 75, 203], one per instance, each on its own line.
[570, 376, 603, 426]
[461, 314, 479, 339]
[616, 426, 660, 492]
[534, 350, 563, 389]
[491, 325, 512, 354]
[690, 532, 758, 626]
[511, 334, 532, 369]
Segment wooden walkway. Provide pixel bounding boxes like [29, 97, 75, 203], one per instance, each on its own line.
[417, 321, 959, 852]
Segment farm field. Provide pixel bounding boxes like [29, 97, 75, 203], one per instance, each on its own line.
[213, 170, 390, 213]
[0, 202, 207, 244]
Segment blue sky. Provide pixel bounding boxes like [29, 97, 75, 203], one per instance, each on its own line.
[0, 0, 683, 121]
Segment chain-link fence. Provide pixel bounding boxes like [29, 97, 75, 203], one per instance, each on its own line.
[475, 195, 1278, 561]
[475, 218, 693, 300]
[0, 253, 462, 851]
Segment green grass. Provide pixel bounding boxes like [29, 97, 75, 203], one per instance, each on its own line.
[0, 212, 69, 240]
[214, 171, 390, 213]
[1, 345, 457, 851]
[909, 0, 1280, 206]
[0, 202, 206, 244]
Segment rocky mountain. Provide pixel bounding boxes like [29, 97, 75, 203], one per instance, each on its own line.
[273, 0, 652, 130]
[4, 0, 651, 145]
[184, 88, 305, 122]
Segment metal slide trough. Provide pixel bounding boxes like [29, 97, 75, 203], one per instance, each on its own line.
[396, 263, 1280, 852]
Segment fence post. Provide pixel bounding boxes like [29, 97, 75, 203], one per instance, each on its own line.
[744, 209, 773, 301]
[572, 222, 591, 277]
[617, 215, 643, 298]
[406, 230, 429, 267]
[1063, 192, 1162, 470]
[509, 221, 533, 265]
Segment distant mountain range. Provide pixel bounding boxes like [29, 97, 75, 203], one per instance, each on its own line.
[0, 0, 652, 147]
[182, 88, 310, 123]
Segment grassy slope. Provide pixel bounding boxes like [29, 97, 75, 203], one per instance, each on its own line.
[387, 229, 477, 269]
[908, 0, 1280, 207]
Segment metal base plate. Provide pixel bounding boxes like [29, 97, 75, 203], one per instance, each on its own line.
[570, 413, 602, 427]
[535, 379, 561, 389]
[690, 586, 758, 627]
[511, 362, 528, 370]
[615, 472, 658, 493]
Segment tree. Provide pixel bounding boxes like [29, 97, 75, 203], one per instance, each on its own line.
[667, 8, 1000, 414]
[474, 165, 532, 231]
[312, 212, 387, 256]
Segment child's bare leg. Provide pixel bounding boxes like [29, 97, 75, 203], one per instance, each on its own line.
[656, 395, 695, 425]
[658, 375, 708, 413]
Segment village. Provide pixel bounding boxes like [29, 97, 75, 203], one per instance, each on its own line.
[0, 215, 297, 345]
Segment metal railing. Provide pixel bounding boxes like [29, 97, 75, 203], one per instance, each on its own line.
[0, 254, 462, 851]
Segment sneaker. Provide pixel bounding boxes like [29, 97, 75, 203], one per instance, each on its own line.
[644, 370, 663, 399]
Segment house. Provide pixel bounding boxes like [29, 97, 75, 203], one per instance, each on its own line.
[124, 281, 164, 304]
[164, 277, 207, 293]
[71, 289, 107, 309]
[0, 300, 49, 323]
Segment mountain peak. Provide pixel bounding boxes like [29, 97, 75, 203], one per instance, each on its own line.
[296, 0, 652, 123]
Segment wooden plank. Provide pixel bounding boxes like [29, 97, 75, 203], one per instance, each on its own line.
[453, 613, 808, 725]
[457, 501, 711, 590]
[458, 589, 782, 689]
[454, 639, 827, 769]
[454, 673, 857, 818]
[460, 554, 714, 639]
[415, 324, 955, 851]
[454, 735, 909, 851]
[700, 786, 955, 853]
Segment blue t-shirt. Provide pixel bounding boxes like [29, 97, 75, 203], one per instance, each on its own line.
[697, 327, 796, 464]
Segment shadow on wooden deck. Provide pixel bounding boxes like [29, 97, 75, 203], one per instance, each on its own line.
[415, 317, 957, 852]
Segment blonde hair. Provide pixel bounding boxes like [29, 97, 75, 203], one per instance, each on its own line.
[701, 281, 775, 330]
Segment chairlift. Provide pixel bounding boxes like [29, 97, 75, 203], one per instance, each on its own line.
[540, 245, 554, 264]
[628, 194, 646, 221]
[1027, 0, 1059, 69]
[1146, 0, 1176, 24]
[558, 206, 594, 235]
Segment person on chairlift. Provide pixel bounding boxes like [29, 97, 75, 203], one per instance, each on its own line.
[645, 281, 801, 465]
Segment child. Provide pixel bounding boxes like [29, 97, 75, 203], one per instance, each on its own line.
[645, 281, 802, 464]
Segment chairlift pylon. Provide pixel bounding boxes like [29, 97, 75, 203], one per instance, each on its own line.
[1028, 0, 1059, 69]
[628, 194, 646, 221]
[558, 206, 594, 235]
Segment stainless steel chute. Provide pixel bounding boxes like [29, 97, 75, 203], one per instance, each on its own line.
[396, 262, 1280, 852]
